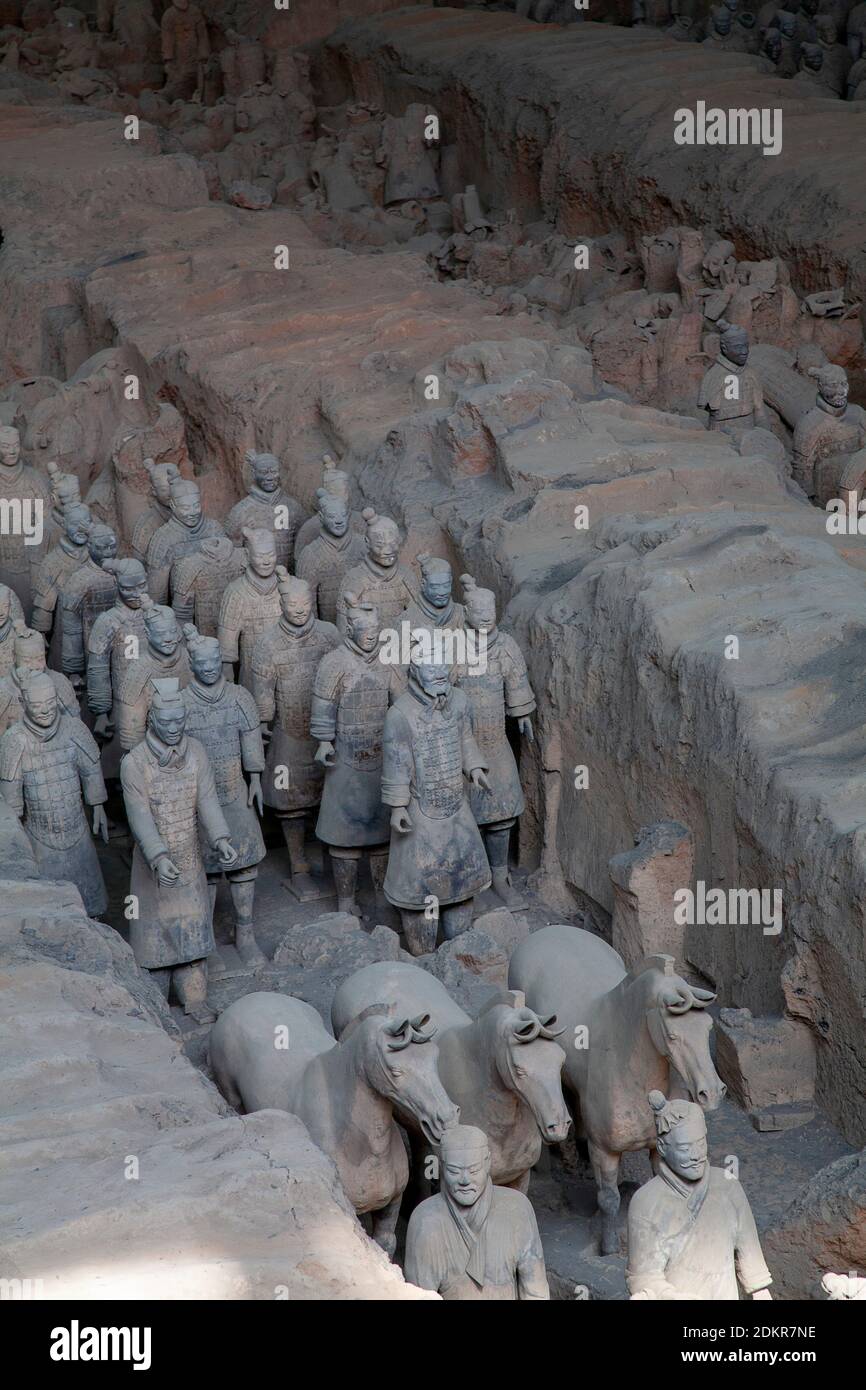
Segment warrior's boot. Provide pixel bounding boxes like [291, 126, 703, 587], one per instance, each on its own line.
[441, 898, 474, 941]
[281, 812, 326, 901]
[369, 847, 390, 914]
[485, 821, 526, 909]
[331, 849, 360, 916]
[229, 872, 267, 969]
[174, 958, 216, 1026]
[401, 907, 438, 956]
[207, 873, 225, 977]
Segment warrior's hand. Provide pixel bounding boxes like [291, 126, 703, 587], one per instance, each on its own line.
[94, 713, 113, 739]
[155, 854, 181, 886]
[469, 767, 491, 792]
[248, 772, 263, 816]
[391, 807, 413, 835]
[518, 716, 534, 743]
[215, 837, 238, 868]
[315, 741, 336, 767]
[92, 805, 109, 844]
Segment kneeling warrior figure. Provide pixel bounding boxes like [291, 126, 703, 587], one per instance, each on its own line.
[181, 623, 267, 970]
[0, 672, 108, 917]
[121, 678, 238, 1024]
[457, 576, 535, 908]
[382, 658, 491, 955]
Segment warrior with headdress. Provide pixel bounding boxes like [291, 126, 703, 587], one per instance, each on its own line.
[382, 657, 491, 955]
[181, 623, 267, 968]
[31, 502, 92, 669]
[697, 321, 770, 438]
[0, 624, 79, 736]
[310, 593, 394, 916]
[0, 670, 108, 917]
[626, 1090, 773, 1301]
[146, 476, 226, 606]
[225, 450, 307, 573]
[114, 597, 191, 752]
[336, 508, 416, 637]
[393, 553, 466, 691]
[791, 362, 866, 497]
[456, 575, 535, 908]
[294, 455, 365, 555]
[404, 1125, 549, 1300]
[0, 425, 51, 617]
[130, 459, 180, 565]
[251, 568, 340, 900]
[60, 522, 119, 689]
[121, 677, 237, 1024]
[218, 527, 282, 692]
[295, 484, 366, 626]
[44, 460, 82, 551]
[171, 536, 245, 636]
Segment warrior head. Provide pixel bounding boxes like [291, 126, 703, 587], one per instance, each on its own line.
[142, 597, 183, 657]
[440, 1125, 492, 1208]
[64, 503, 93, 548]
[144, 458, 181, 508]
[778, 10, 797, 39]
[762, 28, 782, 60]
[648, 1090, 708, 1184]
[417, 553, 453, 611]
[22, 670, 58, 730]
[718, 319, 750, 368]
[0, 425, 21, 471]
[242, 526, 277, 579]
[809, 363, 848, 410]
[87, 521, 118, 567]
[320, 454, 350, 499]
[800, 40, 823, 70]
[711, 5, 732, 35]
[246, 450, 281, 495]
[149, 676, 186, 745]
[343, 591, 380, 655]
[0, 584, 15, 626]
[169, 477, 203, 531]
[316, 487, 349, 540]
[183, 622, 223, 685]
[12, 623, 48, 678]
[46, 461, 81, 513]
[816, 13, 837, 44]
[410, 657, 451, 705]
[361, 508, 401, 570]
[104, 558, 148, 610]
[276, 566, 313, 628]
[461, 574, 497, 633]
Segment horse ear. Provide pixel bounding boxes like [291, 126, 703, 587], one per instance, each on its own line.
[660, 984, 692, 1014]
[691, 987, 717, 1008]
[538, 1014, 566, 1040]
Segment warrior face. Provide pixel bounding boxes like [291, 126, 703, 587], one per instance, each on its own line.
[0, 427, 21, 471]
[24, 679, 58, 729]
[780, 13, 796, 37]
[253, 453, 281, 494]
[190, 641, 223, 686]
[65, 505, 93, 547]
[171, 483, 203, 531]
[764, 31, 782, 59]
[413, 660, 451, 699]
[821, 374, 849, 410]
[713, 9, 732, 35]
[280, 580, 313, 627]
[721, 328, 749, 367]
[421, 565, 453, 610]
[802, 43, 823, 70]
[118, 571, 148, 609]
[151, 697, 186, 745]
[466, 591, 497, 634]
[248, 532, 277, 579]
[149, 463, 177, 507]
[441, 1128, 491, 1208]
[657, 1116, 708, 1184]
[147, 611, 182, 657]
[319, 493, 349, 539]
[349, 609, 380, 654]
[367, 521, 400, 569]
[89, 526, 118, 566]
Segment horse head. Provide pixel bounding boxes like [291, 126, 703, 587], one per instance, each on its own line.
[491, 1004, 572, 1144]
[643, 963, 726, 1111]
[363, 1010, 460, 1144]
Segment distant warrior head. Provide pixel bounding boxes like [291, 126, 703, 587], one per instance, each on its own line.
[276, 567, 314, 628]
[149, 676, 186, 745]
[242, 526, 277, 579]
[361, 508, 401, 570]
[104, 558, 148, 610]
[648, 1090, 708, 1184]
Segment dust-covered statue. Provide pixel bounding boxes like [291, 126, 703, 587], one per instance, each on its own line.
[121, 677, 238, 1025]
[295, 485, 366, 626]
[146, 476, 226, 605]
[114, 597, 191, 752]
[0, 623, 79, 737]
[337, 508, 415, 636]
[31, 502, 92, 669]
[218, 527, 282, 692]
[697, 321, 770, 439]
[225, 450, 306, 573]
[60, 522, 118, 691]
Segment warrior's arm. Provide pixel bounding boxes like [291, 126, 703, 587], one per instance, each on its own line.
[86, 616, 115, 714]
[0, 737, 24, 819]
[237, 689, 266, 772]
[503, 641, 536, 719]
[171, 575, 195, 626]
[403, 1213, 442, 1294]
[61, 592, 86, 677]
[732, 1184, 773, 1297]
[74, 726, 108, 807]
[626, 1213, 680, 1299]
[147, 564, 171, 606]
[309, 656, 342, 743]
[194, 745, 232, 848]
[249, 643, 276, 724]
[459, 700, 488, 778]
[30, 567, 58, 633]
[515, 1210, 550, 1301]
[381, 708, 412, 807]
[195, 10, 211, 60]
[160, 11, 176, 63]
[121, 757, 170, 868]
[218, 595, 240, 665]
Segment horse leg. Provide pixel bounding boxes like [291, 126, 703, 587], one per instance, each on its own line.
[371, 1193, 402, 1261]
[588, 1139, 622, 1257]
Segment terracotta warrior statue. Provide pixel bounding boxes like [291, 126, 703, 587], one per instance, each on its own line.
[295, 456, 365, 554]
[218, 527, 281, 692]
[31, 502, 92, 669]
[382, 658, 492, 955]
[44, 460, 81, 551]
[697, 321, 771, 439]
[225, 450, 306, 573]
[394, 553, 466, 689]
[131, 459, 180, 564]
[171, 535, 245, 636]
[0, 623, 79, 737]
[295, 485, 366, 626]
[0, 583, 26, 679]
[251, 568, 340, 900]
[60, 522, 118, 691]
[404, 1125, 549, 1300]
[0, 671, 108, 917]
[86, 558, 148, 779]
[310, 594, 394, 916]
[627, 1091, 773, 1300]
[181, 623, 267, 970]
[791, 363, 866, 496]
[161, 0, 210, 102]
[121, 677, 238, 1025]
[457, 575, 535, 909]
[0, 424, 51, 618]
[146, 475, 226, 605]
[114, 597, 191, 752]
[336, 508, 416, 636]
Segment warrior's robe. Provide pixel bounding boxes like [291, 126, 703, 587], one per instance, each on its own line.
[405, 1183, 549, 1301]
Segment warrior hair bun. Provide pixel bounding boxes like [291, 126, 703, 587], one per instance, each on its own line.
[182, 622, 200, 644]
[647, 1090, 667, 1113]
[716, 319, 731, 334]
[103, 558, 122, 575]
[275, 565, 290, 581]
[461, 573, 477, 590]
[361, 507, 378, 523]
[417, 551, 431, 565]
[140, 595, 157, 613]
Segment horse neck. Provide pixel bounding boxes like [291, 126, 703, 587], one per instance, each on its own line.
[464, 1012, 528, 1131]
[322, 1026, 394, 1150]
[599, 973, 670, 1092]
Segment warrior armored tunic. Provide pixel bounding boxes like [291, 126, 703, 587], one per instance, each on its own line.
[114, 642, 191, 752]
[251, 615, 340, 813]
[336, 557, 416, 636]
[295, 529, 366, 627]
[120, 731, 229, 969]
[146, 514, 226, 605]
[225, 486, 306, 572]
[171, 536, 245, 635]
[310, 639, 394, 847]
[181, 678, 265, 872]
[0, 667, 79, 737]
[218, 568, 281, 692]
[394, 594, 467, 689]
[87, 600, 148, 777]
[0, 711, 107, 916]
[792, 398, 866, 495]
[697, 353, 766, 435]
[381, 684, 491, 910]
[60, 557, 117, 679]
[456, 630, 535, 826]
[295, 507, 365, 555]
[0, 462, 51, 615]
[131, 498, 170, 565]
[0, 593, 26, 678]
[31, 538, 88, 668]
